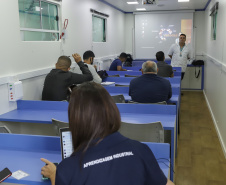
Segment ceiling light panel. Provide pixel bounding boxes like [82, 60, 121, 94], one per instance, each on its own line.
[178, 0, 189, 2]
[136, 8, 146, 10]
[127, 2, 139, 4]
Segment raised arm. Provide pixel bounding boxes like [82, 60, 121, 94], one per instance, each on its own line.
[71, 53, 93, 83]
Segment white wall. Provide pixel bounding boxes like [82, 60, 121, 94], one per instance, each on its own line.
[61, 0, 125, 58]
[202, 0, 226, 157]
[124, 14, 134, 54]
[194, 11, 206, 57]
[0, 0, 126, 115]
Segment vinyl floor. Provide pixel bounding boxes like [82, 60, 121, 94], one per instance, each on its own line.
[175, 91, 226, 185]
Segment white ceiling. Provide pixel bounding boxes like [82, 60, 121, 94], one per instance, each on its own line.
[98, 0, 210, 12]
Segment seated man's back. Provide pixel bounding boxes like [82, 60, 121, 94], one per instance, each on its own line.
[42, 55, 93, 101]
[129, 61, 172, 103]
[156, 51, 174, 77]
[157, 62, 174, 77]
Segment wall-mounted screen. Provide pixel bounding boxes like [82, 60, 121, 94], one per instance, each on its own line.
[135, 12, 193, 59]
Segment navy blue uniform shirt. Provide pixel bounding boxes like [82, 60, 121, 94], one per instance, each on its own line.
[55, 132, 167, 185]
[109, 59, 122, 71]
[129, 74, 172, 103]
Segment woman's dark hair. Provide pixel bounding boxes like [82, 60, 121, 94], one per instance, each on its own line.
[68, 82, 121, 154]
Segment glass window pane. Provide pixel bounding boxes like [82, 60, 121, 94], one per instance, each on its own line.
[41, 2, 59, 31]
[21, 31, 59, 41]
[18, 0, 41, 29]
[92, 16, 106, 42]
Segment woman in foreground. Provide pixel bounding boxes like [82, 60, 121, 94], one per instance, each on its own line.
[41, 82, 174, 185]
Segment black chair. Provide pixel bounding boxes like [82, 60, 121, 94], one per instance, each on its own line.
[119, 121, 164, 143]
[115, 84, 129, 87]
[124, 74, 139, 77]
[128, 101, 167, 105]
[111, 94, 126, 103]
[52, 119, 69, 136]
[108, 75, 120, 77]
[0, 126, 11, 133]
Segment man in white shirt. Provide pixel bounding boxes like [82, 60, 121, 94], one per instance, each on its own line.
[168, 34, 191, 80]
[70, 50, 102, 83]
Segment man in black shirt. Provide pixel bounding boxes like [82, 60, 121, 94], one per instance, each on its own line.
[156, 51, 174, 78]
[42, 54, 93, 101]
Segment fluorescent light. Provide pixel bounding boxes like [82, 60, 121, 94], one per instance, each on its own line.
[178, 0, 189, 2]
[136, 8, 146, 11]
[127, 2, 139, 4]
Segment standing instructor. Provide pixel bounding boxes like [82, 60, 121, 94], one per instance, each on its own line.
[168, 33, 191, 80]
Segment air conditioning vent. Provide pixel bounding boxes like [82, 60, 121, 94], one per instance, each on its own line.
[143, 0, 158, 5]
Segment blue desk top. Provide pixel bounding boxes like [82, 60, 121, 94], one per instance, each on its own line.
[103, 76, 181, 83]
[0, 101, 176, 129]
[0, 100, 68, 124]
[107, 71, 181, 77]
[103, 76, 181, 88]
[0, 134, 170, 184]
[0, 134, 61, 185]
[124, 66, 182, 72]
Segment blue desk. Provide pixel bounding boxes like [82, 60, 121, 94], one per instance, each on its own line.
[107, 71, 181, 77]
[132, 59, 172, 67]
[0, 134, 170, 184]
[0, 100, 68, 124]
[103, 76, 181, 88]
[123, 66, 182, 72]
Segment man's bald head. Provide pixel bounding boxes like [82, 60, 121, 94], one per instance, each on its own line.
[142, 61, 157, 74]
[56, 56, 71, 71]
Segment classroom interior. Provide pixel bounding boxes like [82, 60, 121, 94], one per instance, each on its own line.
[1, 0, 226, 184]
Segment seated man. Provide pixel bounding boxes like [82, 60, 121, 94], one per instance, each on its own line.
[129, 61, 172, 103]
[109, 52, 127, 71]
[70, 50, 102, 83]
[42, 54, 93, 101]
[156, 51, 174, 77]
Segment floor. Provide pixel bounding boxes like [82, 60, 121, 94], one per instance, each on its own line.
[175, 91, 226, 185]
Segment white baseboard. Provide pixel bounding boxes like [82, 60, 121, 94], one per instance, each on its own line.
[203, 90, 226, 158]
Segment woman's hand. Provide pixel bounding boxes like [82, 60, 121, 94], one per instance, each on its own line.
[41, 158, 56, 185]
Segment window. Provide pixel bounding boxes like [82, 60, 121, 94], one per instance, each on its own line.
[92, 15, 106, 42]
[210, 2, 219, 40]
[18, 0, 59, 41]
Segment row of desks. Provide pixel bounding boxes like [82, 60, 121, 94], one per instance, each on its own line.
[103, 76, 181, 88]
[107, 70, 181, 77]
[123, 66, 182, 72]
[0, 100, 176, 181]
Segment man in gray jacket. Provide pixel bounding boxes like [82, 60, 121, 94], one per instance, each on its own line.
[70, 50, 102, 83]
[42, 54, 93, 101]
